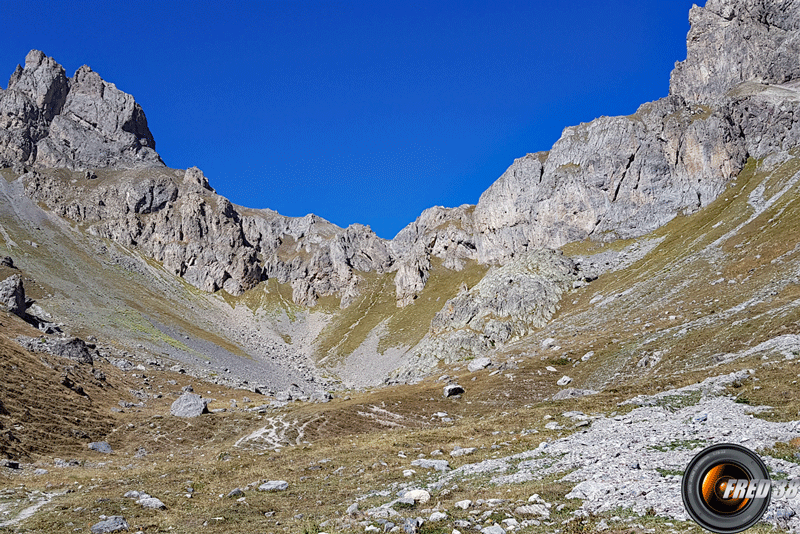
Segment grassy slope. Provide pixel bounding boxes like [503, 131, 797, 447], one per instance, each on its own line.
[5, 156, 800, 532]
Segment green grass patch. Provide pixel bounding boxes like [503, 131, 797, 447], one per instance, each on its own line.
[656, 468, 684, 477]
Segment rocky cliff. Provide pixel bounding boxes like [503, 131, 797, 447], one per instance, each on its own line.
[3, 0, 800, 385]
[0, 50, 161, 170]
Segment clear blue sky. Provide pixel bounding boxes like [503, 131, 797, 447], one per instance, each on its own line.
[1, 0, 702, 239]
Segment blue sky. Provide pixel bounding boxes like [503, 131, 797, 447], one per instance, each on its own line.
[2, 1, 701, 239]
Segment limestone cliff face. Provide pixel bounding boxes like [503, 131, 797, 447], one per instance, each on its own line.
[670, 0, 800, 106]
[391, 0, 800, 294]
[6, 0, 800, 381]
[0, 50, 161, 170]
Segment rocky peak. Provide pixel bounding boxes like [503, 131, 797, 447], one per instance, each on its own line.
[670, 0, 800, 105]
[7, 50, 69, 122]
[0, 50, 162, 170]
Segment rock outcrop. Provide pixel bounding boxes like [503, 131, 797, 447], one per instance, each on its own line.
[0, 50, 162, 170]
[0, 274, 26, 316]
[670, 0, 800, 106]
[390, 250, 582, 382]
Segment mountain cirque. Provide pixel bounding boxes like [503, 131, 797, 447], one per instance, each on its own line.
[3, 0, 800, 390]
[5, 1, 800, 533]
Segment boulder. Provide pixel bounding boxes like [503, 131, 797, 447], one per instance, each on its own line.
[514, 504, 550, 518]
[170, 392, 209, 418]
[553, 388, 597, 400]
[0, 274, 26, 316]
[467, 357, 492, 372]
[138, 496, 166, 510]
[443, 384, 464, 397]
[450, 446, 476, 457]
[403, 489, 431, 503]
[90, 516, 128, 534]
[258, 480, 288, 492]
[88, 441, 112, 454]
[50, 337, 95, 364]
[410, 459, 450, 472]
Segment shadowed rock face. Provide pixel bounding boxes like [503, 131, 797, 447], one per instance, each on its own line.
[0, 50, 162, 170]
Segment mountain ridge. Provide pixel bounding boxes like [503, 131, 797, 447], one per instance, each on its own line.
[2, 0, 800, 389]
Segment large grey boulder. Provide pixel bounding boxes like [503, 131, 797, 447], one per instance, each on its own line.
[170, 392, 209, 417]
[0, 274, 26, 316]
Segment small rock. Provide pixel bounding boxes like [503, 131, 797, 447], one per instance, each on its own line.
[311, 390, 333, 403]
[467, 357, 492, 372]
[258, 480, 289, 491]
[443, 384, 465, 397]
[90, 516, 129, 533]
[227, 488, 245, 498]
[346, 502, 360, 517]
[481, 525, 505, 534]
[403, 517, 421, 534]
[556, 375, 572, 386]
[410, 459, 450, 472]
[88, 441, 113, 454]
[551, 387, 597, 400]
[394, 497, 416, 508]
[581, 351, 594, 361]
[138, 497, 166, 510]
[454, 499, 472, 510]
[430, 512, 447, 521]
[404, 489, 431, 503]
[450, 447, 476, 457]
[34, 468, 48, 475]
[545, 366, 557, 372]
